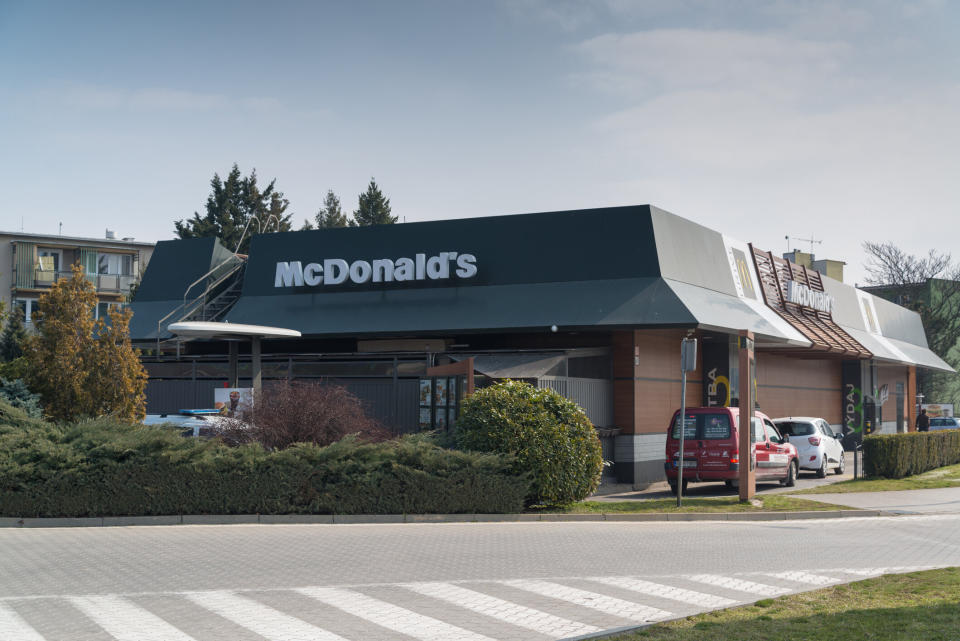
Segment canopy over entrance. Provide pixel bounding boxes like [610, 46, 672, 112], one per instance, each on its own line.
[166, 322, 302, 393]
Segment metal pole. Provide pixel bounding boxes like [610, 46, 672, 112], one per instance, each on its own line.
[677, 366, 688, 508]
[251, 337, 262, 395]
[228, 342, 239, 388]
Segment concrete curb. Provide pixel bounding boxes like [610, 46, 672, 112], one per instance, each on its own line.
[0, 509, 885, 528]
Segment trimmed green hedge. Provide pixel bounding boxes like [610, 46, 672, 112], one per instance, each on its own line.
[863, 431, 960, 478]
[0, 416, 529, 517]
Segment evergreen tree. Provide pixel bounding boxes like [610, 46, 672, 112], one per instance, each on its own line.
[23, 264, 147, 422]
[315, 190, 350, 228]
[0, 378, 42, 418]
[173, 164, 294, 254]
[0, 307, 27, 362]
[352, 178, 397, 226]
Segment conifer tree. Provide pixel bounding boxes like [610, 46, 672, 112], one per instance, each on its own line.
[23, 264, 147, 422]
[0, 307, 27, 362]
[174, 164, 294, 253]
[314, 190, 350, 228]
[352, 178, 397, 226]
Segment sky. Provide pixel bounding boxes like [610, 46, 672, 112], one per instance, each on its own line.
[1, 0, 957, 286]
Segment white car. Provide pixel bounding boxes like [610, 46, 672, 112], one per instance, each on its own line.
[773, 417, 845, 477]
[930, 417, 960, 431]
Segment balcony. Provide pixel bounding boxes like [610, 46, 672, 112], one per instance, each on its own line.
[26, 270, 136, 294]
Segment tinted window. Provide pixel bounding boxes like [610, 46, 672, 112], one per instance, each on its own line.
[931, 418, 947, 427]
[777, 421, 815, 436]
[670, 413, 731, 440]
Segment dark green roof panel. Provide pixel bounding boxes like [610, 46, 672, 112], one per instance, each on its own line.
[240, 205, 660, 296]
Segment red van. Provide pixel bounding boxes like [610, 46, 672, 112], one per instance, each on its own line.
[664, 406, 799, 494]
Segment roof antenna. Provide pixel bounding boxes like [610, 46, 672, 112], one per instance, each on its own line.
[786, 234, 822, 253]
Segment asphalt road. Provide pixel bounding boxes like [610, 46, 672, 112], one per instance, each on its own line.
[1, 512, 958, 641]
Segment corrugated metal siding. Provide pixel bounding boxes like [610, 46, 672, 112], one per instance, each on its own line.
[146, 379, 245, 414]
[334, 378, 420, 434]
[538, 376, 613, 427]
[145, 377, 421, 434]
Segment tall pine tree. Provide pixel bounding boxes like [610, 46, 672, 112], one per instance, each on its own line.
[174, 164, 294, 253]
[315, 190, 350, 228]
[352, 178, 397, 226]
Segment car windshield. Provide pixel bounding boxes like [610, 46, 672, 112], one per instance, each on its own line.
[776, 421, 816, 436]
[670, 413, 731, 440]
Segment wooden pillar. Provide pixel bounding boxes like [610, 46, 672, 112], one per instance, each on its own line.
[612, 330, 642, 434]
[907, 365, 917, 432]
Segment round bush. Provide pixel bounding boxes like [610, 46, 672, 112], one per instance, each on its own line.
[454, 380, 603, 506]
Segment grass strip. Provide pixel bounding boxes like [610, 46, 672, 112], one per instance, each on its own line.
[536, 495, 846, 514]
[609, 567, 960, 641]
[791, 462, 960, 494]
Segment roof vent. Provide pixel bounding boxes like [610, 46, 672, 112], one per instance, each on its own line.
[105, 229, 116, 240]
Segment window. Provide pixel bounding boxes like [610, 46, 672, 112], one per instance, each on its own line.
[777, 421, 815, 436]
[670, 413, 731, 440]
[97, 253, 133, 275]
[765, 419, 784, 443]
[14, 298, 37, 324]
[751, 417, 765, 443]
[819, 421, 835, 437]
[96, 301, 124, 320]
[38, 249, 62, 272]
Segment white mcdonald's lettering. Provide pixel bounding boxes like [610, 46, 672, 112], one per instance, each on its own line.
[275, 252, 478, 288]
[786, 280, 834, 314]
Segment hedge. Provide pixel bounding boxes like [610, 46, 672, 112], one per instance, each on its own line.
[863, 431, 960, 478]
[0, 415, 529, 517]
[455, 380, 603, 506]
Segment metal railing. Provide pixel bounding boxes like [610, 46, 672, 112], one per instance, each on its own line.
[24, 270, 135, 293]
[155, 257, 246, 354]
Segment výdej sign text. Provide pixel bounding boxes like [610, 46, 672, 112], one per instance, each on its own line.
[275, 252, 478, 288]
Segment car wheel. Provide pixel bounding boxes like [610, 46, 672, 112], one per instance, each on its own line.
[816, 455, 828, 478]
[835, 452, 845, 475]
[781, 460, 798, 487]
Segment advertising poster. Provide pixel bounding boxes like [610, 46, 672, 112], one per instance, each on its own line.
[419, 379, 432, 405]
[923, 403, 954, 418]
[419, 408, 433, 430]
[214, 388, 253, 417]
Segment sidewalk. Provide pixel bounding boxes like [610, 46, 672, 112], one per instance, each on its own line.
[799, 486, 960, 514]
[589, 471, 855, 502]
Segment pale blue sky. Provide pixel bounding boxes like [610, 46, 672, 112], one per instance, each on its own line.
[1, 0, 957, 284]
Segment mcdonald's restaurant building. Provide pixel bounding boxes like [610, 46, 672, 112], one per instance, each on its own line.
[131, 205, 952, 487]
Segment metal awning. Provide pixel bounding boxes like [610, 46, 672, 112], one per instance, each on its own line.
[841, 326, 954, 372]
[166, 322, 302, 393]
[167, 321, 301, 340]
[449, 353, 566, 379]
[664, 279, 811, 347]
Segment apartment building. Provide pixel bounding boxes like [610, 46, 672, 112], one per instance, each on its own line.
[1, 230, 155, 324]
